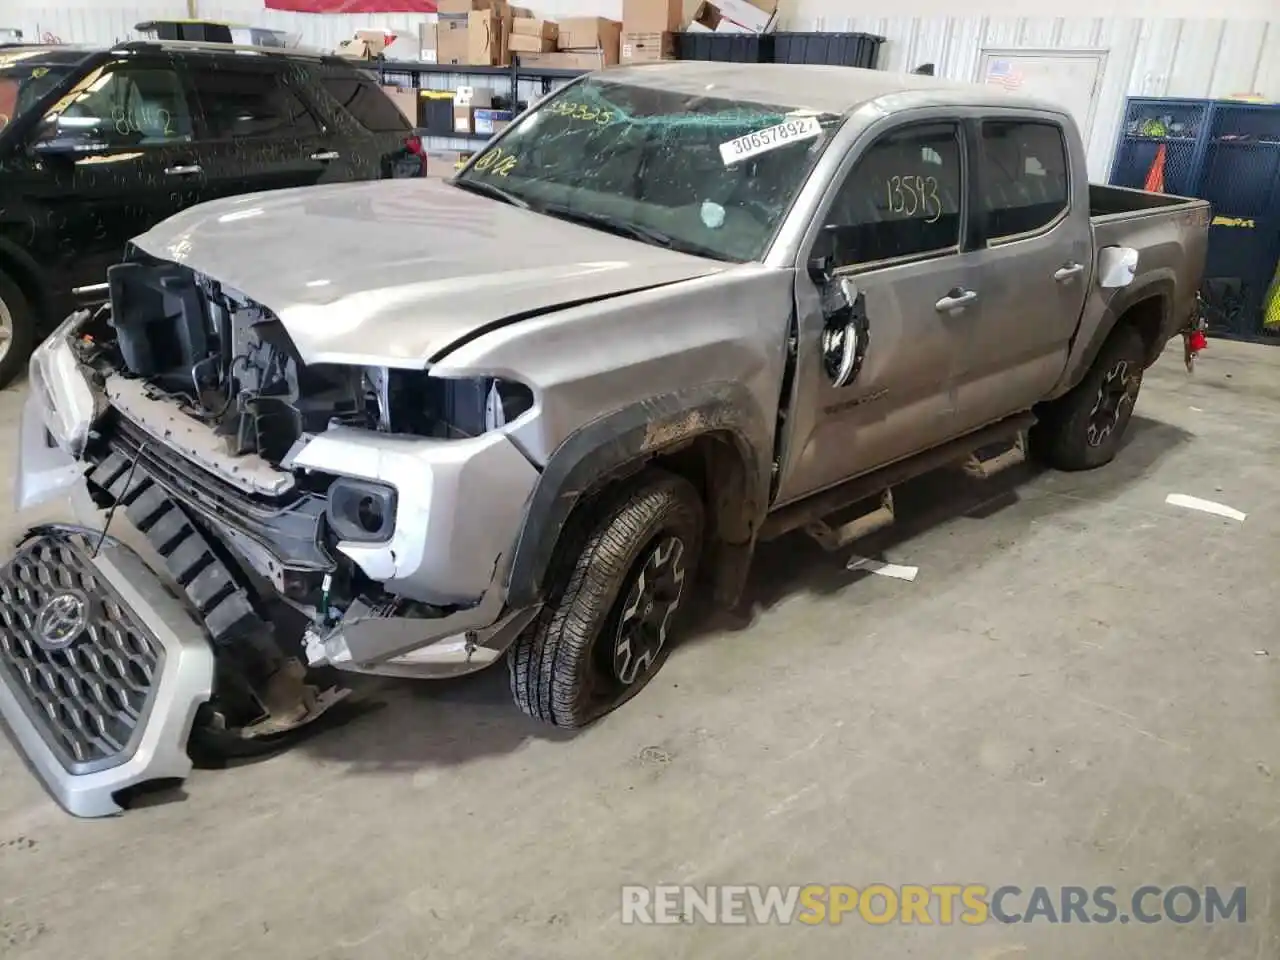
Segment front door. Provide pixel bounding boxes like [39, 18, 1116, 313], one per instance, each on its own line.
[181, 55, 356, 204]
[954, 116, 1090, 432]
[773, 120, 977, 507]
[15, 54, 203, 296]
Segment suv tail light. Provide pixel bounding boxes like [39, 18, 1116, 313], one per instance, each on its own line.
[404, 135, 427, 177]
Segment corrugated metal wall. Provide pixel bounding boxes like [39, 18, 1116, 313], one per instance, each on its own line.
[9, 5, 1279, 178]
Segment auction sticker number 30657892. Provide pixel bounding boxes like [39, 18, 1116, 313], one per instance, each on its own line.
[719, 116, 823, 166]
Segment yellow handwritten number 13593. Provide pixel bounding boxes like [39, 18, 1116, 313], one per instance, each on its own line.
[886, 175, 942, 223]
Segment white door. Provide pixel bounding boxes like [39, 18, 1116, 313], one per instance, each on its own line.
[977, 50, 1107, 143]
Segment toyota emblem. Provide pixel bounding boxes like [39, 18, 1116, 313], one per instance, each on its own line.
[35, 592, 89, 650]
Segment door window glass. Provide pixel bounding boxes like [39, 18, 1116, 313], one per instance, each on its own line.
[195, 67, 321, 139]
[981, 121, 1069, 240]
[318, 72, 410, 133]
[37, 62, 193, 146]
[818, 123, 963, 269]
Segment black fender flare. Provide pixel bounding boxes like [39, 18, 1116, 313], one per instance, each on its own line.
[1064, 275, 1174, 394]
[505, 382, 773, 609]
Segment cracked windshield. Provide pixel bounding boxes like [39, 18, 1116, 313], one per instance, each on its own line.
[454, 77, 842, 262]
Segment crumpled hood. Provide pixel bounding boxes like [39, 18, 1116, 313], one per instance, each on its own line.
[130, 178, 730, 368]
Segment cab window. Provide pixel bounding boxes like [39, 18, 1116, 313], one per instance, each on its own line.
[817, 122, 963, 270]
[192, 64, 321, 140]
[35, 62, 194, 147]
[980, 120, 1069, 241]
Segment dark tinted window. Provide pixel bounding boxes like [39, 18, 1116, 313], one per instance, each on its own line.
[194, 66, 320, 139]
[35, 62, 194, 147]
[981, 121, 1068, 239]
[320, 73, 409, 132]
[820, 123, 963, 268]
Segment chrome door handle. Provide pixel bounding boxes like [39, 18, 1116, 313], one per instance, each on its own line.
[935, 289, 978, 312]
[310, 150, 341, 162]
[1054, 262, 1085, 281]
[164, 164, 202, 176]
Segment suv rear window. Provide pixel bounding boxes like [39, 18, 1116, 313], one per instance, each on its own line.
[320, 73, 410, 133]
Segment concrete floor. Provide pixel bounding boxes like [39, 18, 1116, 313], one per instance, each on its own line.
[0, 341, 1277, 959]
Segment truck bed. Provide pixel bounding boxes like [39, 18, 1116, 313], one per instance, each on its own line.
[1089, 182, 1203, 220]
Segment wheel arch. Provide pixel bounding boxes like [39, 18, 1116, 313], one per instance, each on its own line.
[504, 383, 774, 610]
[0, 237, 51, 326]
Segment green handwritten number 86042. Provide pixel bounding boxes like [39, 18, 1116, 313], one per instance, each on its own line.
[885, 175, 943, 224]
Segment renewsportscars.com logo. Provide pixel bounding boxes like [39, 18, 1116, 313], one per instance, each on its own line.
[620, 884, 1248, 926]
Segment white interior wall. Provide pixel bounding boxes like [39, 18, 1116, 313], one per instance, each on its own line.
[9, 1, 1280, 179]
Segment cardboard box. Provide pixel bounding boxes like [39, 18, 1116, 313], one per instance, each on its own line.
[474, 108, 515, 135]
[621, 31, 674, 62]
[688, 1, 720, 30]
[335, 30, 393, 60]
[715, 0, 776, 33]
[509, 33, 555, 52]
[381, 85, 418, 124]
[622, 0, 680, 33]
[557, 16, 620, 51]
[519, 50, 611, 69]
[437, 14, 469, 64]
[419, 22, 438, 61]
[511, 17, 557, 40]
[467, 8, 506, 65]
[438, 0, 492, 14]
[453, 105, 474, 134]
[454, 85, 493, 108]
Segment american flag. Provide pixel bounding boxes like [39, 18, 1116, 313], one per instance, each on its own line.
[986, 60, 1024, 90]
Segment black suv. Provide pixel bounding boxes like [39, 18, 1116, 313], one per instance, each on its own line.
[0, 40, 426, 387]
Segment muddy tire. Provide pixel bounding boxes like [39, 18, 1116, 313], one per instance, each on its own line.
[508, 471, 703, 728]
[0, 270, 35, 391]
[1033, 324, 1146, 471]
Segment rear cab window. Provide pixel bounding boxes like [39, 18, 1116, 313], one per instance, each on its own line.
[316, 67, 410, 133]
[980, 120, 1069, 241]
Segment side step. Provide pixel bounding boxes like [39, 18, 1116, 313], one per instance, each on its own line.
[761, 412, 1036, 547]
[962, 432, 1026, 480]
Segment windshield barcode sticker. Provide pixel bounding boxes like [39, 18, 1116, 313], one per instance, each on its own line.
[719, 116, 823, 165]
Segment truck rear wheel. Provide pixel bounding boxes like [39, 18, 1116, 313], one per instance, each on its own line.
[1033, 325, 1146, 471]
[508, 471, 703, 728]
[0, 270, 35, 391]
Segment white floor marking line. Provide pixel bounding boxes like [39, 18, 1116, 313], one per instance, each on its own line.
[1165, 493, 1247, 522]
[847, 556, 919, 581]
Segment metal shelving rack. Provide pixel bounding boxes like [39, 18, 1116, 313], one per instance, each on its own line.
[1109, 97, 1280, 343]
[362, 57, 587, 151]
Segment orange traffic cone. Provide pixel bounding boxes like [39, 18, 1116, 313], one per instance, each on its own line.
[1144, 143, 1167, 193]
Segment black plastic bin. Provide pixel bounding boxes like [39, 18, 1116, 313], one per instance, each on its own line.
[772, 32, 884, 69]
[674, 32, 775, 63]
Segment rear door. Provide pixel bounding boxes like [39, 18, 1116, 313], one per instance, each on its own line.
[955, 116, 1089, 430]
[774, 120, 976, 506]
[180, 53, 351, 202]
[305, 62, 424, 180]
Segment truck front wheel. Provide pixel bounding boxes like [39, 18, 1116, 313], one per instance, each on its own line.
[1034, 324, 1146, 471]
[508, 471, 704, 728]
[0, 269, 35, 391]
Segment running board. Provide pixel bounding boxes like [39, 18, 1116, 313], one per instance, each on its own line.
[962, 432, 1026, 480]
[760, 412, 1036, 544]
[805, 489, 895, 552]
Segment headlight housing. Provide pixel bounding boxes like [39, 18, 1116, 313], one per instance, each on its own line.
[29, 312, 97, 457]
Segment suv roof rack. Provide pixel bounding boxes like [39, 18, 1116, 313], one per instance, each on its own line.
[111, 39, 329, 60]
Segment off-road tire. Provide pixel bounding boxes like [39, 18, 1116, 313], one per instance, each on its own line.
[1033, 324, 1146, 471]
[0, 270, 35, 391]
[508, 470, 704, 728]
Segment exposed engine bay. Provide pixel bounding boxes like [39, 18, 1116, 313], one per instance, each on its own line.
[100, 258, 534, 469]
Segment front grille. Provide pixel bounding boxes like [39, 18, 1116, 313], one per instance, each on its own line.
[0, 530, 164, 773]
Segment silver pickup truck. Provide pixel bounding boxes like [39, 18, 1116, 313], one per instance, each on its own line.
[5, 62, 1208, 816]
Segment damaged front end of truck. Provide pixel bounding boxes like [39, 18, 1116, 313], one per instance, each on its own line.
[3, 253, 548, 816]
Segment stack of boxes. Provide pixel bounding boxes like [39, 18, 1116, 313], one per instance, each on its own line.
[620, 0, 680, 64]
[515, 17, 621, 70]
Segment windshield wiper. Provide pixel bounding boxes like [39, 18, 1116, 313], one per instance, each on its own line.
[537, 204, 674, 248]
[452, 177, 530, 209]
